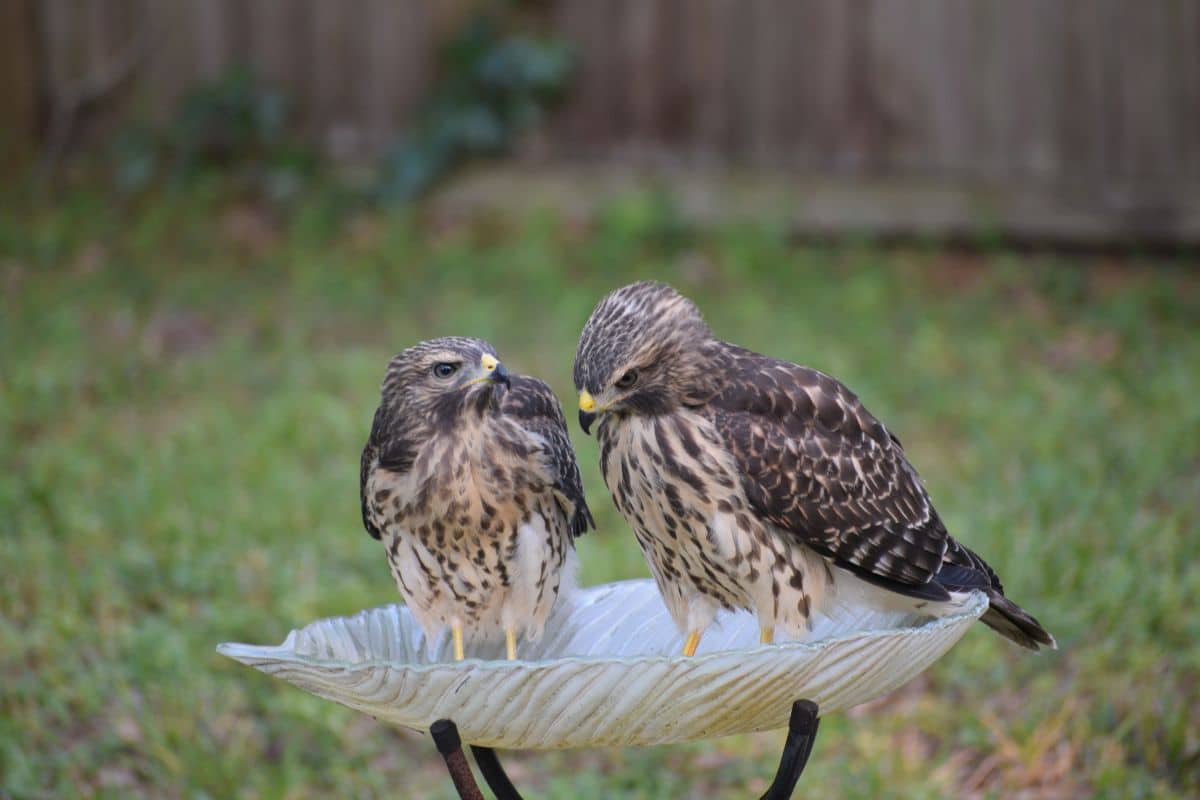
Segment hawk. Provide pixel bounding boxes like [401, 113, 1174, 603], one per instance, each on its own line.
[361, 337, 593, 661]
[573, 282, 1053, 655]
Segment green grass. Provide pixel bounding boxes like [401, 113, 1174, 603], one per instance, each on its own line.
[2, 183, 1198, 798]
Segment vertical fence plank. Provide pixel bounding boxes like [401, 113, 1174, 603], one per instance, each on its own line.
[624, 0, 657, 151]
[553, 0, 626, 154]
[309, 0, 358, 156]
[1178, 0, 1200, 181]
[802, 0, 857, 171]
[687, 0, 737, 160]
[864, 0, 925, 173]
[722, 0, 758, 159]
[139, 1, 192, 123]
[189, 0, 234, 80]
[360, 0, 433, 154]
[1057, 0, 1117, 190]
[247, 0, 304, 93]
[39, 0, 86, 110]
[0, 0, 38, 165]
[655, 0, 692, 148]
[1114, 0, 1177, 182]
[998, 0, 1063, 182]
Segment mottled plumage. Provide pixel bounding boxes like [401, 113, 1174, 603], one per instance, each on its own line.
[574, 282, 1053, 651]
[362, 337, 593, 658]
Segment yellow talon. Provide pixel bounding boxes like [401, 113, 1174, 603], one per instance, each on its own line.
[682, 630, 702, 657]
[505, 629, 517, 661]
[452, 622, 464, 662]
[760, 627, 775, 645]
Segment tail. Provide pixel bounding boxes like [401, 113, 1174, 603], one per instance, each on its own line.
[938, 540, 1057, 651]
[980, 592, 1057, 651]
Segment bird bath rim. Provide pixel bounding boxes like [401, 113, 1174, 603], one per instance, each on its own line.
[216, 579, 988, 750]
[216, 589, 985, 673]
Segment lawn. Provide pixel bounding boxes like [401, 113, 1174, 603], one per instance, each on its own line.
[2, 181, 1198, 798]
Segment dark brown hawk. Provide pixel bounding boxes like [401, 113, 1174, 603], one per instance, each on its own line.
[573, 282, 1053, 655]
[361, 337, 593, 661]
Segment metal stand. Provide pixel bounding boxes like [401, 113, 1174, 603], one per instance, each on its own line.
[430, 720, 485, 800]
[431, 699, 820, 800]
[470, 745, 523, 800]
[760, 700, 821, 800]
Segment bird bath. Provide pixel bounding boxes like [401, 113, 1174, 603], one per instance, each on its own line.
[219, 579, 987, 796]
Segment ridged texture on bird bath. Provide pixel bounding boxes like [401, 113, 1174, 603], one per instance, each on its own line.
[218, 579, 986, 750]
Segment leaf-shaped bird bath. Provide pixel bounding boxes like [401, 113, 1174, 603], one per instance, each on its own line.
[218, 579, 986, 751]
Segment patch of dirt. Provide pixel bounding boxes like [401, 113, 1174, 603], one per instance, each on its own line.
[221, 204, 282, 256]
[3, 258, 28, 297]
[344, 214, 386, 253]
[1088, 258, 1200, 300]
[141, 311, 217, 359]
[926, 250, 990, 294]
[72, 242, 108, 276]
[1042, 328, 1120, 370]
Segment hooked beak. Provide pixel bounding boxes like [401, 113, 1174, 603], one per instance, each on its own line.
[481, 354, 511, 387]
[578, 390, 597, 434]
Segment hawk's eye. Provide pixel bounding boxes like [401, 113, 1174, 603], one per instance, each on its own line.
[432, 362, 459, 379]
[615, 369, 639, 389]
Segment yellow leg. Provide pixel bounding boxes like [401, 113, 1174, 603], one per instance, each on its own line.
[760, 627, 775, 645]
[452, 622, 464, 662]
[682, 630, 702, 657]
[505, 628, 517, 661]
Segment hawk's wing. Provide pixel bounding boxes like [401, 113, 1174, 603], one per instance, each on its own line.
[360, 403, 417, 541]
[502, 375, 595, 538]
[709, 346, 967, 599]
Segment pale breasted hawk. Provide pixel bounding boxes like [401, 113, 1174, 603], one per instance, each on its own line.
[573, 282, 1053, 655]
[362, 337, 593, 660]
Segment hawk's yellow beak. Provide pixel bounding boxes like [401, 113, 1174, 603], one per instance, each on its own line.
[477, 353, 509, 386]
[578, 391, 598, 435]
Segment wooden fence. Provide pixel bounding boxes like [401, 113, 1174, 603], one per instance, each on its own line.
[14, 0, 1200, 243]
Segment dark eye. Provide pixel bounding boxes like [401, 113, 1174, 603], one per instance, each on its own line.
[615, 369, 638, 389]
[432, 362, 459, 379]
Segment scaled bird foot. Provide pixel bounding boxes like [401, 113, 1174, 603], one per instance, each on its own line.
[452, 622, 464, 662]
[505, 629, 517, 661]
[760, 627, 775, 645]
[682, 630, 702, 657]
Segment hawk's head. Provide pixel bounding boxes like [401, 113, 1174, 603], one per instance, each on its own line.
[378, 336, 511, 435]
[573, 281, 715, 434]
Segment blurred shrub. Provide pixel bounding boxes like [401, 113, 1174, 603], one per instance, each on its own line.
[113, 66, 316, 203]
[108, 11, 572, 209]
[376, 14, 573, 204]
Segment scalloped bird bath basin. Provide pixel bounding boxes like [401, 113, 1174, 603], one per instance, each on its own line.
[217, 579, 986, 750]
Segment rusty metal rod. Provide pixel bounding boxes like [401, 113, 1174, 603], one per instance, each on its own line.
[431, 719, 485, 800]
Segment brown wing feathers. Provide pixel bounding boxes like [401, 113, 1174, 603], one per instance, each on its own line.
[502, 375, 595, 538]
[360, 404, 411, 541]
[711, 349, 952, 594]
[709, 344, 1054, 648]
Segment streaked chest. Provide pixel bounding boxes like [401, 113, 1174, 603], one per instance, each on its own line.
[368, 419, 547, 544]
[598, 412, 760, 589]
